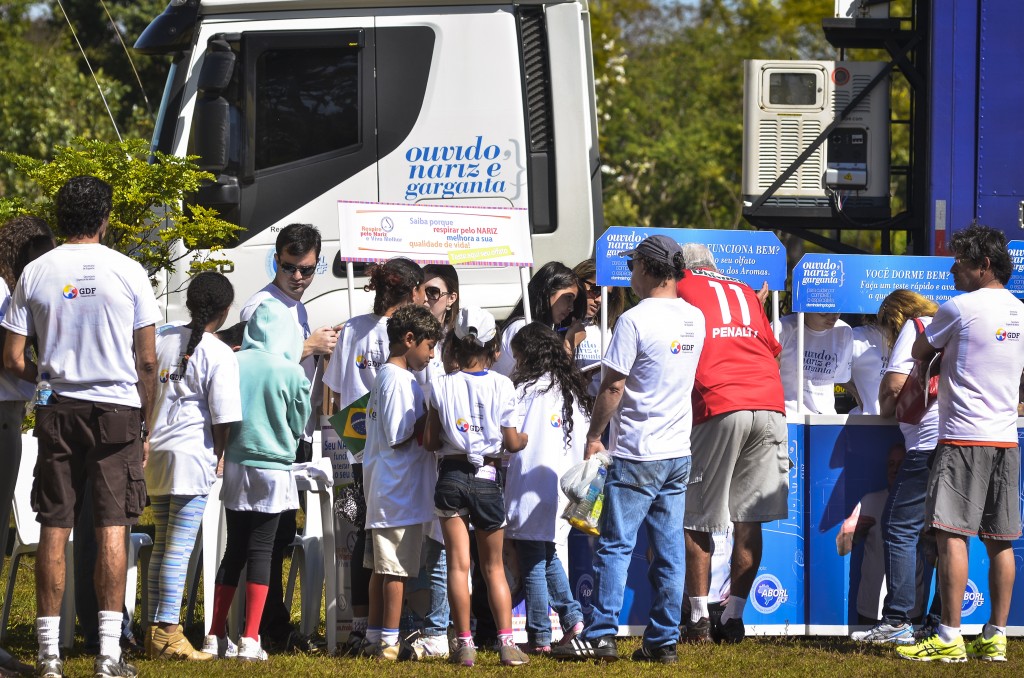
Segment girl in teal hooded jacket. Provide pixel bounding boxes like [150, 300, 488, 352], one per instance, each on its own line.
[205, 299, 311, 661]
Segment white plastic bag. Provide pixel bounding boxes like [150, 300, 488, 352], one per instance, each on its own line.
[560, 452, 611, 503]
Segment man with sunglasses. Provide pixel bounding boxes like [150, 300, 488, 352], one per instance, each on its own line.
[239, 223, 339, 653]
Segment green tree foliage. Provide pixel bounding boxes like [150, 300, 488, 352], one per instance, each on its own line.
[0, 1, 130, 197]
[45, 0, 168, 135]
[594, 0, 834, 231]
[0, 138, 241, 291]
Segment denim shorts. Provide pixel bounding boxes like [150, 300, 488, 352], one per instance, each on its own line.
[434, 458, 507, 532]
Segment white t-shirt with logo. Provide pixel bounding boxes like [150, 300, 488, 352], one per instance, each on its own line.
[429, 370, 521, 464]
[493, 317, 527, 376]
[505, 375, 587, 545]
[776, 315, 853, 415]
[0, 279, 34, 402]
[574, 322, 606, 398]
[602, 296, 705, 461]
[925, 287, 1024, 444]
[240, 284, 320, 440]
[849, 324, 889, 415]
[887, 318, 939, 451]
[322, 313, 389, 462]
[146, 324, 243, 496]
[363, 363, 435, 529]
[1, 244, 161, 407]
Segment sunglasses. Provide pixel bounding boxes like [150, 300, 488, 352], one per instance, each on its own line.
[626, 258, 634, 272]
[583, 280, 602, 297]
[279, 262, 317, 278]
[425, 286, 451, 302]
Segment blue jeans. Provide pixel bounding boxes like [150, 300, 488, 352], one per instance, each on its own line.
[880, 447, 934, 626]
[584, 455, 690, 648]
[417, 536, 450, 637]
[515, 540, 584, 646]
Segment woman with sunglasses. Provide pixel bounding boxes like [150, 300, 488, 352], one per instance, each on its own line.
[566, 259, 626, 397]
[493, 261, 588, 376]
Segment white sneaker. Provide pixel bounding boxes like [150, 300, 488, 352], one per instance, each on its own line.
[236, 636, 268, 662]
[202, 634, 239, 658]
[406, 633, 450, 659]
[850, 622, 914, 644]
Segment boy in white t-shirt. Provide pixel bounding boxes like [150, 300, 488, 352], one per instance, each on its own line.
[362, 304, 442, 660]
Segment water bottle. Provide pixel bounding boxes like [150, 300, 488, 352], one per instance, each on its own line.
[34, 373, 53, 407]
[569, 466, 607, 536]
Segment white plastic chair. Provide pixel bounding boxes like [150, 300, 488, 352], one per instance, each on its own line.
[184, 478, 227, 633]
[0, 434, 75, 649]
[285, 432, 326, 637]
[126, 531, 153, 625]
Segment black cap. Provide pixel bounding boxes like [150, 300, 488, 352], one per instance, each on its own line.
[619, 234, 682, 267]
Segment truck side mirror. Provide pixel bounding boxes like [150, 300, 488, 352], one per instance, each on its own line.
[191, 40, 237, 173]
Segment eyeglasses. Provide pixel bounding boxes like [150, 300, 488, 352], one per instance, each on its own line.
[583, 280, 602, 297]
[279, 262, 317, 278]
[425, 286, 451, 302]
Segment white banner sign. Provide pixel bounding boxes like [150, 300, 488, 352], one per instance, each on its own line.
[337, 200, 533, 267]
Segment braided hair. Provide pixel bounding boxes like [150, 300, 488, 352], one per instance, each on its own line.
[509, 322, 594, 448]
[179, 272, 235, 376]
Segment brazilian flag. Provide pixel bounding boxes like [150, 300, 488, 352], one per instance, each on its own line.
[329, 392, 371, 453]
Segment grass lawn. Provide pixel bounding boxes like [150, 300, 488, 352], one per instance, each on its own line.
[1, 511, 1018, 676]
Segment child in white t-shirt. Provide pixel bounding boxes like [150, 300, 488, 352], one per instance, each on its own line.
[505, 323, 593, 653]
[424, 308, 529, 667]
[362, 304, 442, 659]
[321, 257, 425, 654]
[146, 272, 241, 661]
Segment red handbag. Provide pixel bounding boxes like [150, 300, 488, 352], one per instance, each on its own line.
[895, 318, 940, 425]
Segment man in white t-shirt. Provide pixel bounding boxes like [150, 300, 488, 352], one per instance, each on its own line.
[2, 176, 161, 678]
[898, 224, 1024, 663]
[553, 235, 705, 665]
[776, 312, 854, 415]
[237, 223, 338, 652]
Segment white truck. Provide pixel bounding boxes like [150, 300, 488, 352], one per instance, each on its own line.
[136, 0, 603, 326]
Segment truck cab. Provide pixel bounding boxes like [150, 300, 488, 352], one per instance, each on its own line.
[137, 0, 602, 326]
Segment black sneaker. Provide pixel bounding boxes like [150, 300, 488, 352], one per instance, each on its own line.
[285, 630, 323, 654]
[685, 617, 711, 643]
[710, 617, 745, 644]
[550, 636, 618, 662]
[92, 655, 137, 678]
[632, 642, 678, 664]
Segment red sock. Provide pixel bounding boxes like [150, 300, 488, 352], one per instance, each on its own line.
[209, 584, 236, 637]
[244, 582, 270, 640]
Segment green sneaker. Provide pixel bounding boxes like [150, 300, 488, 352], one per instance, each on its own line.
[896, 634, 967, 663]
[966, 633, 1007, 662]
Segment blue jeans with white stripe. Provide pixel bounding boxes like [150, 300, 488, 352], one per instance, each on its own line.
[147, 494, 208, 624]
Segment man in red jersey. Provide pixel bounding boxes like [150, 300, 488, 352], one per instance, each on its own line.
[676, 243, 789, 645]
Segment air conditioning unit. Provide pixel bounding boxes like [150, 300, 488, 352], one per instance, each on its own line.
[742, 60, 890, 218]
[835, 0, 890, 19]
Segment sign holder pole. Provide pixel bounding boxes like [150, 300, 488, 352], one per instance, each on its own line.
[346, 262, 356, 320]
[600, 287, 609, 385]
[520, 266, 533, 323]
[796, 313, 805, 415]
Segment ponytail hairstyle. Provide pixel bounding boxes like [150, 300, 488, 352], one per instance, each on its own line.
[364, 257, 424, 316]
[449, 332, 501, 370]
[502, 261, 587, 331]
[180, 271, 235, 375]
[509, 322, 594, 448]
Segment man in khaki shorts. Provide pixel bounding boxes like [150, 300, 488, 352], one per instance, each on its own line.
[2, 176, 160, 678]
[898, 223, 1024, 663]
[676, 243, 789, 644]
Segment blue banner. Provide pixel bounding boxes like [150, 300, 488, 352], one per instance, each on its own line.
[1007, 240, 1024, 299]
[792, 254, 961, 313]
[595, 227, 787, 291]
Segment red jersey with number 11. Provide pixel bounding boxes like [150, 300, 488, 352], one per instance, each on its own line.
[676, 268, 785, 424]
